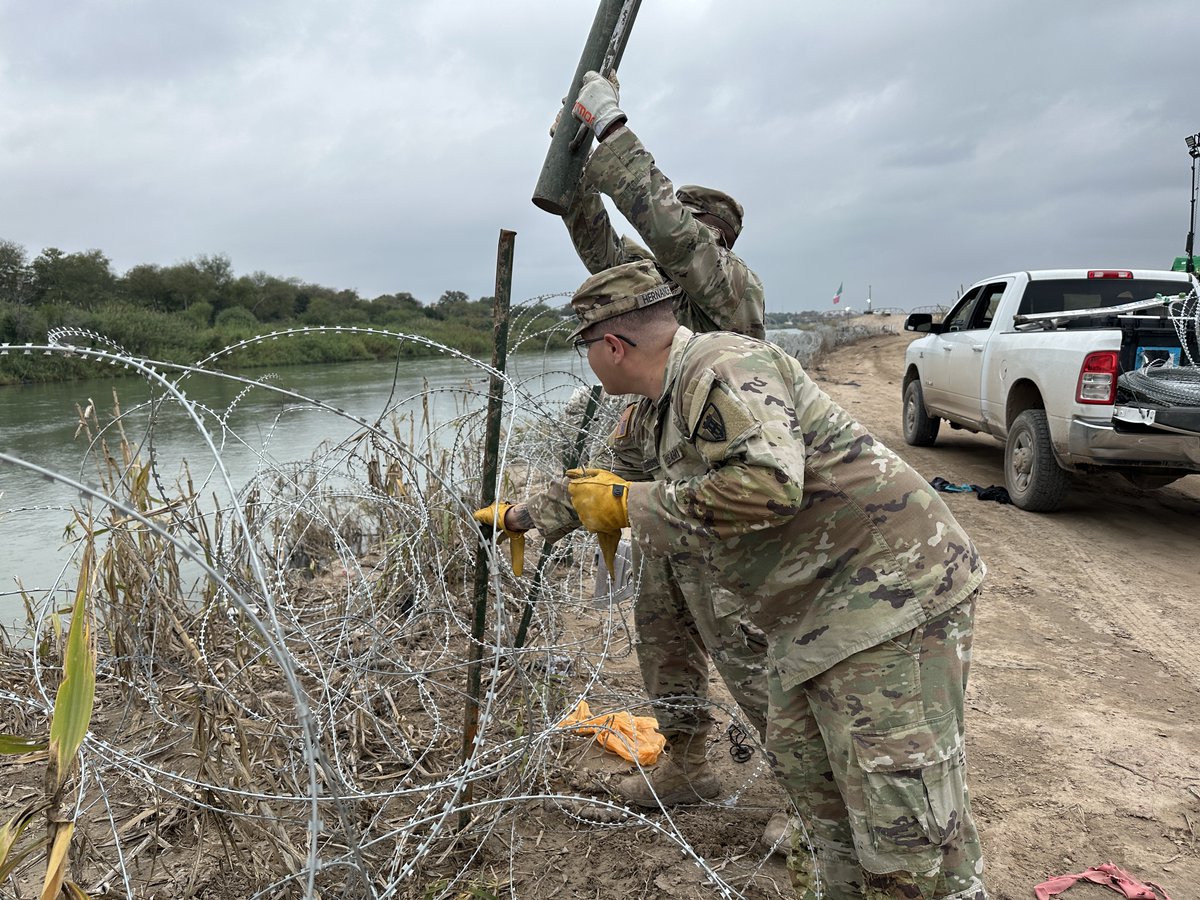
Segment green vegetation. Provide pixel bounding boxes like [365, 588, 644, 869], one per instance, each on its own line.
[764, 310, 851, 328]
[0, 239, 570, 384]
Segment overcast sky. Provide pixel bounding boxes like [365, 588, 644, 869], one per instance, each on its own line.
[2, 0, 1198, 313]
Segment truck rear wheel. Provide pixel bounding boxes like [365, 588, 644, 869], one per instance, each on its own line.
[1005, 409, 1070, 511]
[903, 380, 940, 446]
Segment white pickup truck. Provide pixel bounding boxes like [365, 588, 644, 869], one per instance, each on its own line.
[902, 269, 1200, 511]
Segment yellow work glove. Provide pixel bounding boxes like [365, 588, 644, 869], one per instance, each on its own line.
[472, 502, 525, 577]
[565, 468, 629, 580]
[596, 531, 622, 582]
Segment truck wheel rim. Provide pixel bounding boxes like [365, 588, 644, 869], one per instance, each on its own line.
[1011, 435, 1033, 489]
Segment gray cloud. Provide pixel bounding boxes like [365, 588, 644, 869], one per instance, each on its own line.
[1, 0, 1197, 311]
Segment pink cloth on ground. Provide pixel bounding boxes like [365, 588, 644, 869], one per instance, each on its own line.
[1033, 862, 1173, 900]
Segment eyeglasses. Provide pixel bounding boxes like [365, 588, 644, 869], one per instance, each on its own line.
[573, 333, 638, 358]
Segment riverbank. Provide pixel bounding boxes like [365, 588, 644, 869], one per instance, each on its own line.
[0, 313, 573, 387]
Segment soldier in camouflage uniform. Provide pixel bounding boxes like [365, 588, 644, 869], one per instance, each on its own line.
[482, 260, 988, 899]
[560, 73, 765, 339]
[552, 69, 773, 811]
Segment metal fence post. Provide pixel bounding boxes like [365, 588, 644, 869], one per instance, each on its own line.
[460, 229, 514, 829]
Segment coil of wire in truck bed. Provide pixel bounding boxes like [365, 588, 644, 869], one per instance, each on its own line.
[1118, 365, 1200, 407]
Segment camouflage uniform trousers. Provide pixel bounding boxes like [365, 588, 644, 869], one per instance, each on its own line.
[768, 593, 987, 900]
[631, 540, 770, 742]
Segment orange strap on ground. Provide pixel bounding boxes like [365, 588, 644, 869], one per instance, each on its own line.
[557, 700, 665, 766]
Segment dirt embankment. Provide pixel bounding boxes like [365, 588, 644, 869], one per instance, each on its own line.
[810, 330, 1200, 899]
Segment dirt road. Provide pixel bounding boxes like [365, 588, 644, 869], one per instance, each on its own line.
[810, 329, 1200, 898]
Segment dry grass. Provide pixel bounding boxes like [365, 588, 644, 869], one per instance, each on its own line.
[0, 381, 626, 899]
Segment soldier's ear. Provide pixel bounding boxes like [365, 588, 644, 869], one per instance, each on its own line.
[604, 333, 627, 358]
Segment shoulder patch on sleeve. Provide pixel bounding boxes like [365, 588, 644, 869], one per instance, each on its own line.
[611, 402, 637, 442]
[686, 376, 758, 460]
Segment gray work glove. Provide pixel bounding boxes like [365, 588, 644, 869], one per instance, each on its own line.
[571, 70, 625, 138]
[551, 71, 620, 138]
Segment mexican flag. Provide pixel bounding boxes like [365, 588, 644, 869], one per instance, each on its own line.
[832, 282, 843, 305]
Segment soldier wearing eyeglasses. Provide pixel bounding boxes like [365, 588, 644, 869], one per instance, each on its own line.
[481, 260, 989, 900]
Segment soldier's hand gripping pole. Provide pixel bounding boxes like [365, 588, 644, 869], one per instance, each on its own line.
[531, 0, 642, 215]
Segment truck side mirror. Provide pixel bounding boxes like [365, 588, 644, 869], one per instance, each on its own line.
[904, 313, 934, 333]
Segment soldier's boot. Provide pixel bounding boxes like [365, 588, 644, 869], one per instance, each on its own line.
[612, 730, 721, 808]
[760, 811, 799, 855]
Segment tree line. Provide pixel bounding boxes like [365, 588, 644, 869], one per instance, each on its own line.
[0, 239, 569, 384]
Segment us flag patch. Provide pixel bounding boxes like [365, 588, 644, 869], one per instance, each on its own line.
[612, 403, 636, 440]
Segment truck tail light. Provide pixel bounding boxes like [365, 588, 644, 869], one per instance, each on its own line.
[1087, 270, 1133, 279]
[1076, 350, 1119, 404]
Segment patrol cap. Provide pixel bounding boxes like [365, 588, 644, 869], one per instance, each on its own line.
[568, 259, 681, 340]
[676, 184, 744, 240]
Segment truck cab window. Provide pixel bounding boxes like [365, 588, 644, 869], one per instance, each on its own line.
[977, 283, 1008, 328]
[943, 287, 983, 331]
[1019, 279, 1187, 317]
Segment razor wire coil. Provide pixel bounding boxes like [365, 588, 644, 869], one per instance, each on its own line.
[0, 299, 818, 899]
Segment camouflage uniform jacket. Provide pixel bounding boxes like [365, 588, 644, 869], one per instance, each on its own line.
[564, 126, 766, 340]
[622, 328, 986, 689]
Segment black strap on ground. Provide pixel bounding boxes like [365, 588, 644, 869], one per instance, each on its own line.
[726, 721, 755, 763]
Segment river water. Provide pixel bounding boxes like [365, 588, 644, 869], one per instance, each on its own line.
[0, 347, 592, 631]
